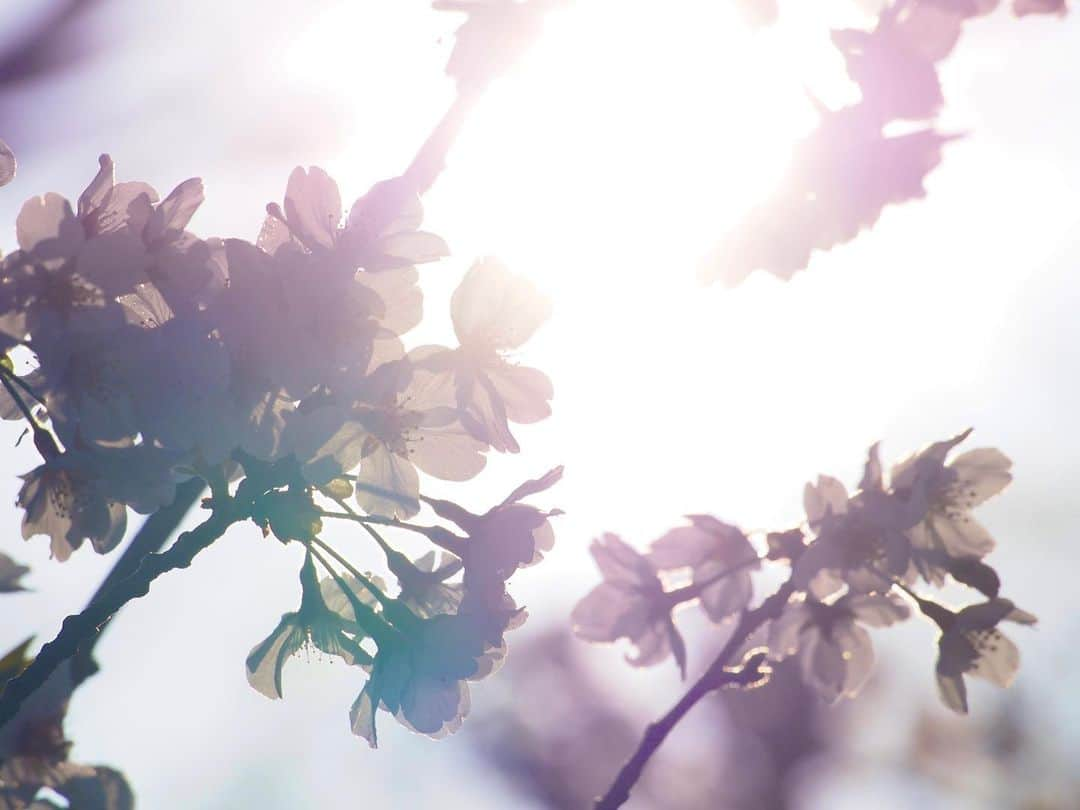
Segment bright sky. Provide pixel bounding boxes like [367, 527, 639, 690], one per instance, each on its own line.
[2, 1, 1080, 807]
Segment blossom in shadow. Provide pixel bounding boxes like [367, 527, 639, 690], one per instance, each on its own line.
[891, 429, 1011, 576]
[17, 448, 127, 562]
[0, 639, 133, 809]
[349, 611, 501, 747]
[922, 597, 1037, 714]
[794, 443, 928, 597]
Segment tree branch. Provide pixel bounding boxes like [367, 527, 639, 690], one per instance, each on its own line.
[0, 495, 243, 729]
[70, 477, 208, 685]
[593, 577, 796, 810]
[402, 86, 481, 196]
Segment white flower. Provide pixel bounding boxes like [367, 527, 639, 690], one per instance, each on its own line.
[414, 258, 552, 453]
[17, 451, 127, 562]
[928, 597, 1037, 714]
[246, 556, 372, 700]
[892, 429, 1011, 578]
[795, 443, 927, 596]
[648, 515, 759, 622]
[572, 533, 687, 677]
[768, 592, 909, 703]
[349, 612, 494, 747]
[258, 170, 448, 273]
[352, 361, 488, 518]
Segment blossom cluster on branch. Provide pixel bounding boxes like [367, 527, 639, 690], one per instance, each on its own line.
[705, 0, 1069, 285]
[0, 147, 559, 750]
[576, 431, 1036, 807]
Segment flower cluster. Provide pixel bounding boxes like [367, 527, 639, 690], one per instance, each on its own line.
[1, 153, 559, 744]
[574, 431, 1035, 715]
[704, 0, 1069, 285]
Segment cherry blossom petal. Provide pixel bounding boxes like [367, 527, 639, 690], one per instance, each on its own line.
[283, 166, 341, 250]
[354, 443, 420, 518]
[144, 177, 204, 243]
[451, 258, 551, 350]
[245, 614, 303, 699]
[949, 448, 1012, 507]
[16, 193, 84, 256]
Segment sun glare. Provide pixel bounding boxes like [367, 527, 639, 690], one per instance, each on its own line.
[289, 1, 948, 536]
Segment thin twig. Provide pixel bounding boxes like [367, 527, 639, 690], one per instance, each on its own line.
[593, 576, 796, 810]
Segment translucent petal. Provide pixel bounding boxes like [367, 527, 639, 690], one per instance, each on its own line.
[145, 177, 204, 243]
[451, 258, 551, 350]
[968, 630, 1020, 687]
[354, 443, 420, 518]
[803, 475, 848, 525]
[487, 362, 553, 424]
[245, 614, 302, 699]
[17, 193, 83, 256]
[283, 166, 341, 250]
[948, 448, 1012, 508]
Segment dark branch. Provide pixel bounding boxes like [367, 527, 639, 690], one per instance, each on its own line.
[70, 477, 208, 685]
[402, 87, 481, 197]
[0, 496, 243, 730]
[593, 577, 796, 810]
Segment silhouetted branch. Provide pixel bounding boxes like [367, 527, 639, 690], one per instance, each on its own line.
[0, 495, 243, 730]
[593, 578, 796, 810]
[402, 87, 481, 196]
[70, 477, 208, 685]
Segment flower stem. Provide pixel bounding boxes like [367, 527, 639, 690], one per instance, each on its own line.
[309, 537, 392, 612]
[0, 367, 38, 427]
[0, 362, 47, 411]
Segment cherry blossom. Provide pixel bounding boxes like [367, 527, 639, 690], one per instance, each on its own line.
[349, 612, 499, 747]
[572, 533, 687, 677]
[414, 257, 552, 452]
[922, 597, 1038, 714]
[768, 592, 909, 704]
[246, 555, 374, 700]
[892, 429, 1011, 570]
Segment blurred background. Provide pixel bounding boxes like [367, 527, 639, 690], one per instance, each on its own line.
[1, 0, 1079, 807]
